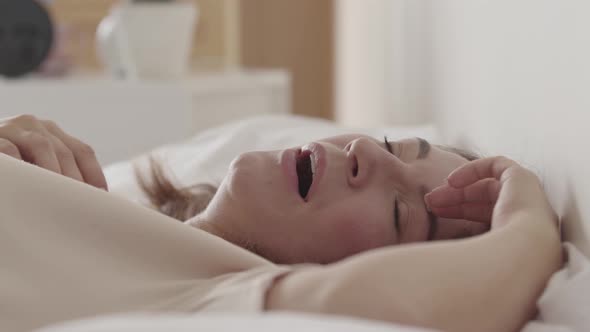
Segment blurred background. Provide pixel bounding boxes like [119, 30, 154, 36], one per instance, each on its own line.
[11, 0, 338, 121]
[1, 0, 589, 167]
[2, 0, 428, 126]
[1, 0, 341, 163]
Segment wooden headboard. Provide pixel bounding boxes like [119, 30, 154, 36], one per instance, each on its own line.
[419, 1, 590, 255]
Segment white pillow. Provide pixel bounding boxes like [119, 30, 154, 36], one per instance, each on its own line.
[104, 115, 438, 203]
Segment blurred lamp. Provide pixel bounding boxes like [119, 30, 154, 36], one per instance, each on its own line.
[0, 0, 53, 78]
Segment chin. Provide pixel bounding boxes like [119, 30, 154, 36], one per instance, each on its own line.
[227, 152, 257, 187]
[228, 151, 267, 178]
[229, 151, 257, 170]
[228, 151, 278, 197]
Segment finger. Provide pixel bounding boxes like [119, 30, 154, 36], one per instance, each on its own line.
[13, 131, 62, 174]
[426, 178, 501, 208]
[431, 202, 494, 223]
[447, 156, 518, 188]
[43, 121, 108, 190]
[434, 218, 490, 240]
[47, 134, 84, 182]
[464, 221, 490, 237]
[0, 138, 23, 159]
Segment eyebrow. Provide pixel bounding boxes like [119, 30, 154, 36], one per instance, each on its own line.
[420, 185, 438, 240]
[416, 137, 431, 159]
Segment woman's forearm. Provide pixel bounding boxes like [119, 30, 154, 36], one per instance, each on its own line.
[267, 215, 561, 332]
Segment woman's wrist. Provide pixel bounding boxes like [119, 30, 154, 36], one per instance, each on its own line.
[494, 209, 563, 275]
[506, 208, 560, 243]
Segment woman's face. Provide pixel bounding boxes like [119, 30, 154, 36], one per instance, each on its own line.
[204, 134, 487, 264]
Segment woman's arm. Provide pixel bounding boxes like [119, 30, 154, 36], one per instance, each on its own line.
[268, 217, 560, 331]
[266, 157, 562, 332]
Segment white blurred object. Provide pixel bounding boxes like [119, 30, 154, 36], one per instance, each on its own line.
[96, 1, 198, 80]
[522, 243, 590, 332]
[0, 70, 290, 165]
[334, 0, 431, 126]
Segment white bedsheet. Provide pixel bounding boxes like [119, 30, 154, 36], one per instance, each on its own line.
[523, 243, 590, 332]
[36, 313, 434, 332]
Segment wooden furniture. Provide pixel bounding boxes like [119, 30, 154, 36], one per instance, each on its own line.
[46, 0, 333, 120]
[0, 70, 290, 165]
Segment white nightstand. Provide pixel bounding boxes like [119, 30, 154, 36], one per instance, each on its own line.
[0, 70, 291, 164]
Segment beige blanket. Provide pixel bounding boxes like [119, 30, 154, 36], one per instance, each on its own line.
[0, 154, 290, 332]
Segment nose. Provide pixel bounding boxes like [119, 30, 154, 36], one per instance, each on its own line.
[346, 137, 379, 188]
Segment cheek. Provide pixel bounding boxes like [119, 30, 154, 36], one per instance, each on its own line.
[429, 152, 469, 184]
[228, 152, 284, 203]
[320, 208, 393, 254]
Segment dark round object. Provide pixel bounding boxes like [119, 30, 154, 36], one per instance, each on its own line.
[0, 0, 54, 78]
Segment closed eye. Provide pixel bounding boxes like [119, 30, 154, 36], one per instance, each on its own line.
[394, 198, 400, 233]
[385, 136, 401, 234]
[384, 136, 394, 154]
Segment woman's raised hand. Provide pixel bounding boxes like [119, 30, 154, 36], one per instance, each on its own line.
[0, 114, 108, 190]
[425, 156, 558, 231]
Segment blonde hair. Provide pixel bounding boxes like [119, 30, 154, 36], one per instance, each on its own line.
[134, 157, 217, 221]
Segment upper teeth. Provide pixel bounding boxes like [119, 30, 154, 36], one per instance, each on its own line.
[310, 154, 316, 175]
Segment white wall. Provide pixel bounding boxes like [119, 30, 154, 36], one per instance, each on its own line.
[0, 79, 194, 165]
[334, 0, 391, 127]
[337, 0, 590, 253]
[334, 0, 432, 127]
[425, 0, 590, 254]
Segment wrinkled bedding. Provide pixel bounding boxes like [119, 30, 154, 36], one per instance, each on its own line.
[36, 313, 434, 332]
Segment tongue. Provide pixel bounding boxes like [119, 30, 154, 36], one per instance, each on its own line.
[296, 151, 313, 199]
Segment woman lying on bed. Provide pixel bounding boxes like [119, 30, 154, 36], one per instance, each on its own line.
[0, 115, 561, 332]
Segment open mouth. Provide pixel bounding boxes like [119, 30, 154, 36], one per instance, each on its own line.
[296, 149, 315, 200]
